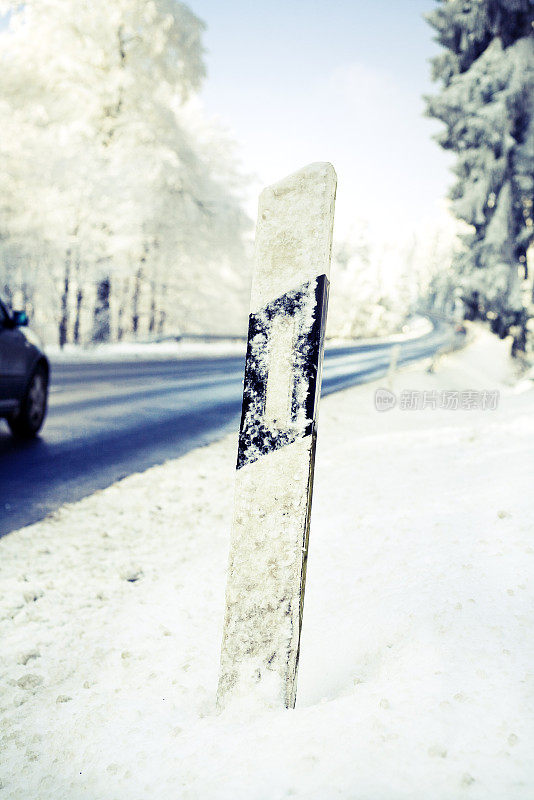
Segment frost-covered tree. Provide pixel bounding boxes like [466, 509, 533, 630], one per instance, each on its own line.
[408, 225, 463, 319]
[328, 229, 411, 339]
[0, 0, 250, 345]
[425, 0, 534, 353]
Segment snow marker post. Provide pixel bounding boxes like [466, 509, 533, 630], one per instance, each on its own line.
[217, 163, 336, 710]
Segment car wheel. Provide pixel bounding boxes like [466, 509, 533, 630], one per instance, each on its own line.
[8, 365, 48, 438]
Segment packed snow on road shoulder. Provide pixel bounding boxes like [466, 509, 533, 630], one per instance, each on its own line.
[1, 327, 533, 799]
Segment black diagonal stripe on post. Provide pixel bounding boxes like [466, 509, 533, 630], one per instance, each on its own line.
[237, 273, 329, 470]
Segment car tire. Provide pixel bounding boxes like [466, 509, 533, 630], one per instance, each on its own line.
[8, 365, 48, 438]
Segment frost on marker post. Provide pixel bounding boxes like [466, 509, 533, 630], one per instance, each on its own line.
[217, 162, 336, 710]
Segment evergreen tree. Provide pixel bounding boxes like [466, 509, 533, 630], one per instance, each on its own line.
[425, 0, 534, 354]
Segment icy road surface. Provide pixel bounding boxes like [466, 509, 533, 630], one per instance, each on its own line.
[0, 322, 452, 535]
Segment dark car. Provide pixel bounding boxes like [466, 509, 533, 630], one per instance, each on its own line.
[0, 298, 49, 437]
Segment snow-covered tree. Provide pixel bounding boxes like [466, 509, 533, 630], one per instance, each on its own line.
[327, 228, 412, 339]
[408, 227, 462, 318]
[0, 0, 250, 345]
[425, 0, 534, 354]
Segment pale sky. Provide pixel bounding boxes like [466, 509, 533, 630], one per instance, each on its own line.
[191, 0, 454, 245]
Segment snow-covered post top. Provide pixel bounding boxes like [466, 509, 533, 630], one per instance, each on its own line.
[251, 162, 337, 311]
[218, 162, 337, 711]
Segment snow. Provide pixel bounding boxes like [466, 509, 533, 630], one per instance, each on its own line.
[239, 279, 319, 467]
[251, 162, 336, 312]
[43, 314, 433, 365]
[219, 436, 313, 710]
[426, 7, 534, 337]
[1, 326, 533, 799]
[46, 339, 247, 364]
[0, 1, 250, 348]
[327, 314, 434, 349]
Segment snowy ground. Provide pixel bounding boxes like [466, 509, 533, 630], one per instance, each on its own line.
[1, 327, 533, 799]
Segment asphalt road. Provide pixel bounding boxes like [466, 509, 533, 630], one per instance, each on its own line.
[0, 321, 453, 536]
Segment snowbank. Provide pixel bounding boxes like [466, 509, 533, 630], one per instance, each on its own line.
[46, 338, 247, 364]
[46, 316, 434, 365]
[1, 327, 533, 799]
[327, 314, 434, 349]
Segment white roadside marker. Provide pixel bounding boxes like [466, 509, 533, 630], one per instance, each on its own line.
[217, 162, 337, 710]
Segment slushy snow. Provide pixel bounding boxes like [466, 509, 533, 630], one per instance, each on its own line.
[1, 327, 533, 799]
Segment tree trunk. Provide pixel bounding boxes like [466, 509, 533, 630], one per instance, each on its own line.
[148, 282, 156, 335]
[2, 283, 13, 309]
[72, 255, 83, 345]
[92, 276, 111, 343]
[59, 252, 71, 348]
[157, 309, 166, 336]
[116, 278, 128, 342]
[21, 282, 32, 317]
[73, 287, 83, 345]
[131, 268, 143, 337]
